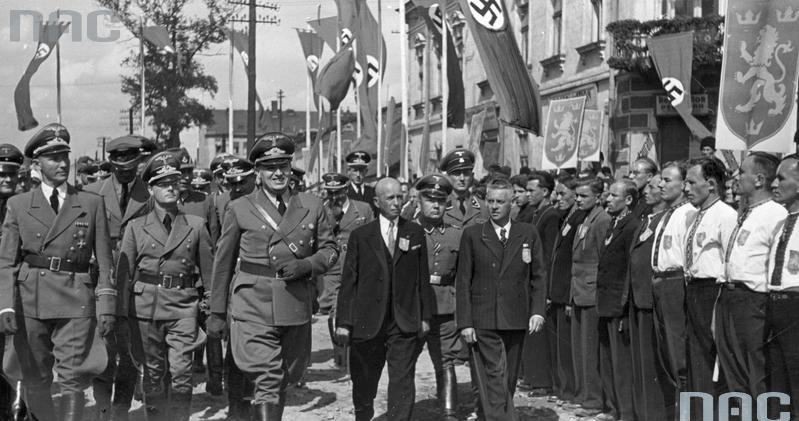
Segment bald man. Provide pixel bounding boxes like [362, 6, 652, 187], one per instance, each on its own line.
[335, 178, 434, 421]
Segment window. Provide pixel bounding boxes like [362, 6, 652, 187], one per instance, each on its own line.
[551, 0, 562, 55]
[590, 0, 602, 42]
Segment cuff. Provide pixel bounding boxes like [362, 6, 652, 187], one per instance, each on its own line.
[96, 293, 116, 316]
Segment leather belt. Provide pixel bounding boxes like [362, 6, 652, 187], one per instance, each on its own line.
[137, 273, 197, 289]
[724, 281, 759, 293]
[24, 254, 89, 273]
[239, 261, 279, 278]
[769, 289, 799, 300]
[653, 269, 684, 278]
[686, 277, 717, 284]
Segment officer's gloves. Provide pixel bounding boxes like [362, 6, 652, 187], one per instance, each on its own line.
[277, 258, 312, 281]
[0, 311, 16, 335]
[97, 315, 115, 338]
[208, 313, 228, 340]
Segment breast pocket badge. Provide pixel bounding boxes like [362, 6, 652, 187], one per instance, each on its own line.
[639, 228, 653, 242]
[522, 243, 531, 264]
[696, 232, 706, 247]
[788, 250, 799, 275]
[663, 235, 672, 250]
[399, 237, 410, 252]
[562, 224, 572, 236]
[578, 225, 588, 240]
[737, 230, 750, 246]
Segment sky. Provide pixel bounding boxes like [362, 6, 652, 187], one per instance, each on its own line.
[0, 0, 404, 160]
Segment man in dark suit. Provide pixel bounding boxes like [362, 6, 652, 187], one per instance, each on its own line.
[597, 180, 640, 421]
[345, 150, 377, 214]
[335, 177, 433, 421]
[0, 124, 116, 421]
[84, 134, 151, 421]
[457, 177, 547, 421]
[628, 158, 658, 220]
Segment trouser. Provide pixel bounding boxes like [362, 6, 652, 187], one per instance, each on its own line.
[552, 303, 576, 402]
[136, 318, 198, 395]
[194, 311, 224, 379]
[318, 273, 341, 313]
[766, 292, 799, 420]
[599, 315, 634, 420]
[349, 318, 423, 421]
[469, 329, 525, 421]
[230, 320, 311, 404]
[686, 279, 721, 419]
[520, 309, 552, 389]
[0, 333, 13, 418]
[630, 305, 669, 421]
[425, 314, 462, 372]
[571, 305, 602, 410]
[652, 275, 687, 396]
[226, 340, 252, 419]
[715, 285, 768, 396]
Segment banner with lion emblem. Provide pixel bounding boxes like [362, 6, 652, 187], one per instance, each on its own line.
[542, 97, 586, 170]
[716, 0, 799, 153]
[578, 109, 602, 162]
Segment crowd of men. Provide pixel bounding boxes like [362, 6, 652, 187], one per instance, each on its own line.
[0, 122, 797, 421]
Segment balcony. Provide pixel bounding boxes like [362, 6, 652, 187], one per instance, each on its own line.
[606, 15, 724, 73]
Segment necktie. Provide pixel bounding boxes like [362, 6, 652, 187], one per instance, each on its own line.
[725, 206, 754, 264]
[49, 188, 59, 214]
[387, 220, 396, 257]
[277, 195, 287, 216]
[163, 214, 172, 233]
[771, 213, 798, 286]
[120, 182, 129, 214]
[459, 198, 466, 215]
[500, 227, 508, 246]
[684, 208, 707, 274]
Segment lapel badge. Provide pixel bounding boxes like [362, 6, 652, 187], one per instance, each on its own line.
[399, 237, 410, 252]
[788, 250, 799, 274]
[696, 232, 706, 247]
[522, 243, 531, 264]
[639, 228, 653, 242]
[737, 229, 750, 246]
[664, 235, 672, 250]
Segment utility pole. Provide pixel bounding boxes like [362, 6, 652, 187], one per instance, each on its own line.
[277, 89, 284, 132]
[229, 1, 280, 152]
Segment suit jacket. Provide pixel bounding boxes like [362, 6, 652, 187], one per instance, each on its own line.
[626, 211, 666, 309]
[117, 211, 214, 320]
[211, 188, 338, 326]
[531, 202, 561, 283]
[571, 206, 611, 307]
[347, 184, 377, 214]
[444, 192, 489, 228]
[336, 218, 433, 340]
[179, 190, 220, 245]
[0, 185, 115, 318]
[596, 213, 640, 317]
[84, 176, 150, 242]
[549, 207, 586, 304]
[324, 199, 373, 277]
[456, 221, 547, 330]
[418, 222, 463, 315]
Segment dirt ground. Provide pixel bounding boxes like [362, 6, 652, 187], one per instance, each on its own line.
[76, 315, 581, 420]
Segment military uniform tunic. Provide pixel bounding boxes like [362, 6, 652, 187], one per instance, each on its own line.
[443, 192, 488, 229]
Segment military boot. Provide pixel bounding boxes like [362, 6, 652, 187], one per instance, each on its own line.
[168, 391, 192, 421]
[59, 392, 85, 421]
[443, 367, 459, 421]
[91, 378, 113, 421]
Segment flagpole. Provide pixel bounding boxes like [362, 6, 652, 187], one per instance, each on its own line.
[305, 44, 312, 153]
[228, 20, 235, 154]
[400, 0, 409, 180]
[56, 9, 62, 124]
[421, 24, 431, 175]
[140, 17, 146, 136]
[441, 0, 448, 154]
[337, 18, 344, 174]
[376, 0, 383, 177]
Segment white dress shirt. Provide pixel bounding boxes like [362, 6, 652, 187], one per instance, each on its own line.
[767, 212, 799, 291]
[379, 214, 398, 250]
[685, 199, 737, 279]
[726, 200, 787, 291]
[651, 201, 695, 271]
[491, 219, 512, 241]
[40, 182, 68, 210]
[263, 188, 287, 209]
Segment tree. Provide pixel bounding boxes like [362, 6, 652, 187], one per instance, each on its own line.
[96, 0, 237, 148]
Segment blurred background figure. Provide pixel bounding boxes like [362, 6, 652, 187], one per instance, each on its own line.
[75, 156, 99, 190]
[290, 167, 306, 192]
[191, 168, 212, 195]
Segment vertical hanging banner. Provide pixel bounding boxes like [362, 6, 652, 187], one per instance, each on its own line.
[716, 0, 799, 153]
[578, 109, 602, 162]
[541, 97, 586, 170]
[296, 28, 325, 110]
[226, 29, 267, 124]
[315, 41, 356, 111]
[468, 109, 487, 179]
[457, 0, 541, 133]
[307, 16, 340, 51]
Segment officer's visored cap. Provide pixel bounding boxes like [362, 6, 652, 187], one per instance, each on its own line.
[76, 156, 99, 175]
[439, 148, 475, 174]
[24, 123, 71, 158]
[322, 173, 349, 192]
[210, 153, 236, 175]
[139, 138, 158, 156]
[345, 150, 371, 168]
[167, 147, 195, 170]
[142, 151, 182, 185]
[0, 144, 24, 173]
[107, 135, 146, 154]
[415, 173, 453, 199]
[223, 157, 255, 182]
[191, 168, 212, 186]
[249, 132, 295, 165]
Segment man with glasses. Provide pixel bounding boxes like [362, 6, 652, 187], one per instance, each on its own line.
[0, 123, 116, 421]
[345, 151, 376, 214]
[209, 133, 338, 420]
[85, 134, 152, 421]
[116, 151, 213, 420]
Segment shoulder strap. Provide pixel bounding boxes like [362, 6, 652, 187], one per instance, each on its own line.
[250, 199, 303, 259]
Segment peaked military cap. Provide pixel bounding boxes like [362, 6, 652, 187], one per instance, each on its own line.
[249, 132, 295, 164]
[142, 151, 181, 184]
[322, 173, 349, 192]
[210, 153, 236, 175]
[24, 123, 71, 158]
[223, 157, 255, 182]
[191, 168, 212, 186]
[415, 173, 453, 199]
[345, 150, 371, 168]
[107, 135, 146, 153]
[76, 156, 98, 174]
[439, 148, 475, 174]
[139, 138, 159, 156]
[0, 144, 24, 173]
[168, 147, 194, 170]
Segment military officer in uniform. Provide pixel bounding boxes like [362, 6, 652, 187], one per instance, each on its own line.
[84, 134, 151, 421]
[191, 168, 212, 195]
[318, 172, 373, 367]
[116, 152, 214, 420]
[208, 133, 338, 420]
[440, 148, 489, 229]
[345, 150, 376, 213]
[290, 167, 306, 192]
[171, 148, 219, 241]
[0, 123, 116, 421]
[415, 174, 463, 421]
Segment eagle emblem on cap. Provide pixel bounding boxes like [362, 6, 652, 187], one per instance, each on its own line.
[264, 147, 286, 157]
[155, 154, 171, 165]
